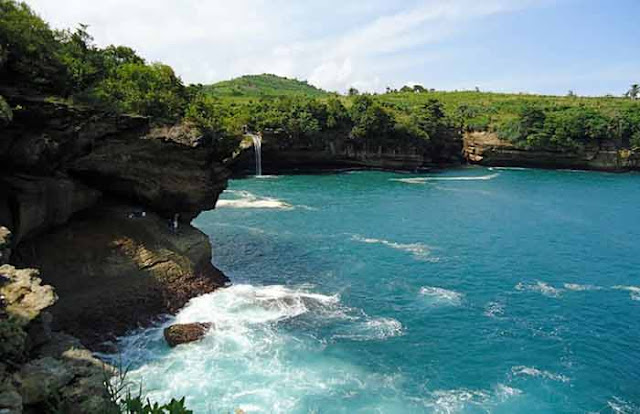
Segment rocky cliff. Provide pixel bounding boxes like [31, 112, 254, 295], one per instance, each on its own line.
[463, 131, 640, 171]
[232, 132, 463, 174]
[0, 89, 230, 346]
[0, 89, 231, 412]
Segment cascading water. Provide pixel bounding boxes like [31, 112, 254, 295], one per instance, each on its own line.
[249, 133, 262, 176]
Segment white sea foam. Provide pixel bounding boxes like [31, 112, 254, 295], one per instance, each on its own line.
[563, 283, 602, 291]
[425, 384, 523, 413]
[217, 191, 293, 210]
[429, 389, 490, 413]
[613, 286, 640, 301]
[607, 396, 638, 414]
[333, 317, 404, 341]
[351, 235, 438, 262]
[511, 366, 570, 383]
[489, 167, 530, 171]
[391, 173, 499, 184]
[115, 284, 407, 413]
[494, 384, 523, 399]
[484, 301, 505, 318]
[515, 281, 563, 298]
[420, 286, 464, 306]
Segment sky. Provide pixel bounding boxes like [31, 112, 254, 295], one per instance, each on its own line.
[25, 0, 640, 96]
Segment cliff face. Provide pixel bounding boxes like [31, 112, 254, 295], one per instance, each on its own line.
[463, 131, 640, 171]
[233, 133, 463, 174]
[0, 90, 230, 350]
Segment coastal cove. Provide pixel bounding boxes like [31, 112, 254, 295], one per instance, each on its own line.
[113, 168, 640, 414]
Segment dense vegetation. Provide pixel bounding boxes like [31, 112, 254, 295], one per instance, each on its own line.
[2, 0, 639, 159]
[203, 73, 327, 98]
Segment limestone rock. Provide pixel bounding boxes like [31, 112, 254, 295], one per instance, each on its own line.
[70, 124, 229, 219]
[463, 131, 640, 171]
[0, 227, 10, 265]
[0, 265, 56, 325]
[17, 357, 73, 405]
[13, 206, 229, 347]
[0, 174, 101, 243]
[164, 322, 212, 347]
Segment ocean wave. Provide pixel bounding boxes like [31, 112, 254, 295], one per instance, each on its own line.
[332, 317, 404, 341]
[217, 190, 293, 210]
[175, 284, 341, 327]
[511, 366, 570, 383]
[351, 235, 438, 262]
[424, 384, 523, 413]
[515, 281, 563, 298]
[563, 283, 602, 291]
[428, 389, 490, 413]
[391, 173, 499, 184]
[608, 396, 639, 414]
[613, 286, 640, 301]
[489, 167, 530, 171]
[484, 301, 505, 318]
[420, 286, 464, 306]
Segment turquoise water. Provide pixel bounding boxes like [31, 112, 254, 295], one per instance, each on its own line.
[118, 167, 640, 413]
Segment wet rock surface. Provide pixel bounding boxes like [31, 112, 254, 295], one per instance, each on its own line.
[164, 322, 213, 347]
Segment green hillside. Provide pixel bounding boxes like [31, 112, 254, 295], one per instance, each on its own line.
[203, 74, 328, 98]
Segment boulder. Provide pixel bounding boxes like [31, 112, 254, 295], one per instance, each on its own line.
[164, 322, 212, 347]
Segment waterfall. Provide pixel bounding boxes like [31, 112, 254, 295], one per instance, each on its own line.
[250, 133, 262, 176]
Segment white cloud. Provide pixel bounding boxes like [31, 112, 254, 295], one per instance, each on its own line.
[25, 0, 541, 92]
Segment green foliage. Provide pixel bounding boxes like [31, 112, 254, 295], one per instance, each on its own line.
[349, 95, 394, 143]
[0, 0, 185, 124]
[92, 63, 187, 124]
[204, 74, 327, 98]
[184, 93, 243, 158]
[120, 395, 192, 414]
[0, 0, 67, 91]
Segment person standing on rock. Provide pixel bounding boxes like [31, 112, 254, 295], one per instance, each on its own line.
[172, 213, 179, 233]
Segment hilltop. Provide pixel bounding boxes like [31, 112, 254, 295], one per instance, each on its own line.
[202, 74, 328, 98]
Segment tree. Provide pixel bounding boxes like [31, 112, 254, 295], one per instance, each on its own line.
[625, 84, 640, 100]
[349, 95, 394, 143]
[92, 62, 187, 124]
[413, 85, 426, 93]
[0, 0, 69, 92]
[348, 87, 359, 96]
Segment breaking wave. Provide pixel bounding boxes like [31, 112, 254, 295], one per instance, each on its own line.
[217, 190, 293, 210]
[515, 281, 563, 298]
[391, 173, 499, 184]
[484, 301, 505, 318]
[511, 366, 570, 383]
[351, 235, 438, 262]
[114, 284, 410, 413]
[563, 283, 602, 291]
[420, 286, 464, 306]
[613, 286, 640, 301]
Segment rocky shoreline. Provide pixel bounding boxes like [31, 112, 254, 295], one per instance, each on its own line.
[0, 90, 230, 413]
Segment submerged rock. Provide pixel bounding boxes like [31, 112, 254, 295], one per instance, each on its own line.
[164, 322, 213, 347]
